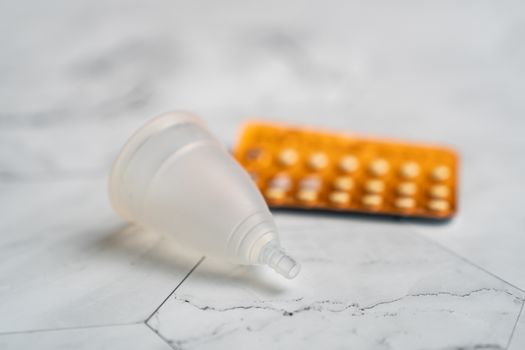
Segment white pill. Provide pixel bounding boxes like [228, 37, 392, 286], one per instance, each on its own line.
[297, 189, 318, 202]
[429, 184, 450, 199]
[362, 194, 383, 207]
[339, 155, 359, 173]
[278, 149, 298, 167]
[395, 197, 415, 209]
[329, 191, 350, 205]
[308, 152, 329, 170]
[265, 187, 286, 201]
[333, 176, 354, 191]
[397, 182, 417, 196]
[299, 176, 322, 190]
[400, 161, 420, 179]
[269, 175, 292, 190]
[427, 199, 450, 212]
[365, 179, 385, 194]
[431, 165, 450, 181]
[369, 159, 389, 176]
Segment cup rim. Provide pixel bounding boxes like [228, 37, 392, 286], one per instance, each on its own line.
[108, 111, 206, 220]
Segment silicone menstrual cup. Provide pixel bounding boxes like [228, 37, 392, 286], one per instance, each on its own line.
[108, 111, 300, 279]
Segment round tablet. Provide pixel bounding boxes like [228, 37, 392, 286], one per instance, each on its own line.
[365, 179, 385, 194]
[427, 199, 450, 212]
[429, 184, 450, 199]
[397, 182, 417, 196]
[265, 187, 286, 201]
[278, 148, 298, 167]
[339, 155, 359, 173]
[268, 175, 292, 190]
[308, 152, 328, 170]
[333, 176, 354, 191]
[431, 165, 450, 181]
[297, 189, 318, 202]
[362, 194, 383, 207]
[395, 197, 415, 209]
[300, 176, 322, 190]
[400, 161, 420, 179]
[369, 159, 389, 176]
[329, 191, 350, 205]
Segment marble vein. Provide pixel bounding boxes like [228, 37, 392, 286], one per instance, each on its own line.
[176, 288, 522, 316]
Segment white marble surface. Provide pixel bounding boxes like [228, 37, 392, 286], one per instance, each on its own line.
[509, 306, 525, 350]
[1, 0, 525, 348]
[0, 178, 201, 332]
[0, 324, 171, 350]
[148, 220, 524, 349]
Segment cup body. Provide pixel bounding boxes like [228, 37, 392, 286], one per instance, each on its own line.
[109, 112, 278, 264]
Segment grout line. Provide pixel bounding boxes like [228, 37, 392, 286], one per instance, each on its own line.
[406, 228, 525, 295]
[281, 219, 525, 295]
[0, 256, 206, 340]
[281, 220, 525, 296]
[145, 256, 205, 324]
[0, 322, 140, 336]
[145, 322, 176, 350]
[506, 299, 525, 350]
[282, 218, 525, 298]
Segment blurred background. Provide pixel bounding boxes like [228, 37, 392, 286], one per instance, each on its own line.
[2, 0, 524, 181]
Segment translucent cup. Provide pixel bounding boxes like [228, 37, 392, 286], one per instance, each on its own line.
[108, 111, 300, 279]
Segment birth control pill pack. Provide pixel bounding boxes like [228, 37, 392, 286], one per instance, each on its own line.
[234, 122, 459, 220]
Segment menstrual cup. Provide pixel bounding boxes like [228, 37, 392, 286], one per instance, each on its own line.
[108, 111, 300, 279]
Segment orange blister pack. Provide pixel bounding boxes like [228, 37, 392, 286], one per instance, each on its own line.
[233, 121, 459, 220]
